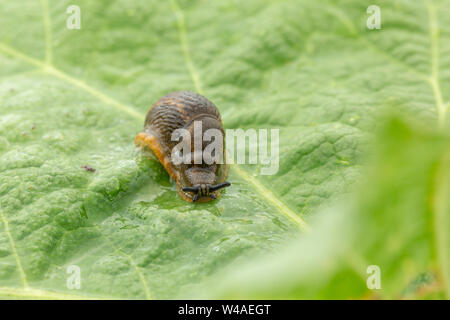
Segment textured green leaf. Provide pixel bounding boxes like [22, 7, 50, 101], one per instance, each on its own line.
[0, 0, 449, 299]
[190, 117, 450, 299]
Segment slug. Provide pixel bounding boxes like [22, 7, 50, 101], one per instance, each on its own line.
[135, 91, 230, 203]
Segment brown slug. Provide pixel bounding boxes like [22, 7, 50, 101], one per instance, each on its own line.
[135, 91, 230, 203]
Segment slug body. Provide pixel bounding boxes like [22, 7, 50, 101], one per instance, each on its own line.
[135, 91, 229, 203]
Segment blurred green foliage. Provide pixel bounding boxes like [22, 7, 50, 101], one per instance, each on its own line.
[190, 117, 450, 299]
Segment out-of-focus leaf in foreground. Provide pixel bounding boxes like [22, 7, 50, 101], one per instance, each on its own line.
[190, 117, 450, 299]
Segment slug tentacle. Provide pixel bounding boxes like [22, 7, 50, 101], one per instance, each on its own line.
[182, 182, 231, 197]
[209, 182, 231, 192]
[181, 186, 199, 193]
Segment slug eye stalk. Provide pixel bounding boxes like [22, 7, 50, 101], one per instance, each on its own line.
[209, 182, 231, 192]
[182, 182, 231, 202]
[182, 186, 199, 193]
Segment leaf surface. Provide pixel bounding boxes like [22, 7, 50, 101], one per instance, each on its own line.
[0, 0, 449, 298]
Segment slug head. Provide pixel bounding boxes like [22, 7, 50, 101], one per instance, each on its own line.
[176, 115, 229, 202]
[182, 181, 231, 202]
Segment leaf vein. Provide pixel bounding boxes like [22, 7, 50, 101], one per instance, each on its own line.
[40, 0, 53, 65]
[0, 43, 144, 121]
[0, 286, 108, 300]
[427, 0, 447, 128]
[95, 227, 152, 299]
[169, 0, 204, 94]
[0, 211, 29, 288]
